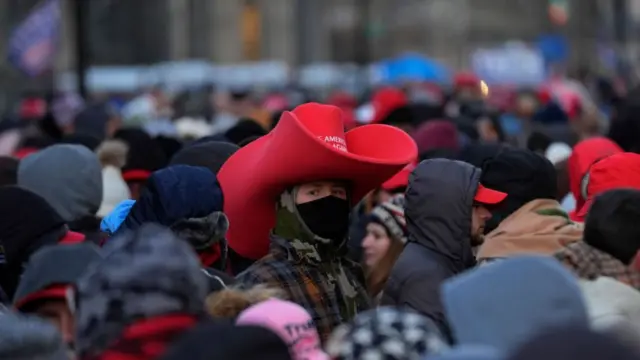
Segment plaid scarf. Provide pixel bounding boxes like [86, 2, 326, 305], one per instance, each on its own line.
[555, 241, 640, 290]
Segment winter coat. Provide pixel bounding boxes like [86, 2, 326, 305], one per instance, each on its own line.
[381, 159, 479, 338]
[477, 199, 583, 261]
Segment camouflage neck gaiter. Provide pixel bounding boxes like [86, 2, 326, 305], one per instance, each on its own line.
[273, 188, 363, 320]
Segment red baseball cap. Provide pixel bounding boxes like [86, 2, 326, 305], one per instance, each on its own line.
[474, 183, 507, 205]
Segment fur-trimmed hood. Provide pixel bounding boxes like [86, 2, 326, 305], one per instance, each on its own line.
[205, 285, 284, 319]
[171, 212, 229, 270]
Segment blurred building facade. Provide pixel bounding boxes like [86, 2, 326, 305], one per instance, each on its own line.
[0, 0, 605, 70]
[0, 0, 633, 77]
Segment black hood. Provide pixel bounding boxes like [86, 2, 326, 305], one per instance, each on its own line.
[405, 159, 480, 269]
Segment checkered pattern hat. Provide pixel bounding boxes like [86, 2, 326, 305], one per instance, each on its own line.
[326, 307, 448, 360]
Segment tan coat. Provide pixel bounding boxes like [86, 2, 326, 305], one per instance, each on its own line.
[478, 199, 583, 260]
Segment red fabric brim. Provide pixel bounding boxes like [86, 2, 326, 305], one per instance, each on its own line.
[474, 184, 507, 205]
[568, 209, 580, 222]
[13, 147, 38, 159]
[59, 231, 85, 244]
[218, 111, 417, 259]
[122, 169, 152, 182]
[575, 198, 592, 221]
[381, 168, 411, 191]
[14, 286, 68, 310]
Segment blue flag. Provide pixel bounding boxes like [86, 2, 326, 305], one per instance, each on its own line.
[7, 0, 61, 77]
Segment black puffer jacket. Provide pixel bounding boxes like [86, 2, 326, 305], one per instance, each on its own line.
[381, 159, 479, 339]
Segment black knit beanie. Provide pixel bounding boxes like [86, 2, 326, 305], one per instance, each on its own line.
[224, 119, 267, 146]
[113, 128, 168, 175]
[170, 141, 239, 175]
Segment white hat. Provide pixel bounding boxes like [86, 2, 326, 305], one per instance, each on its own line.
[545, 142, 572, 165]
[97, 166, 131, 218]
[175, 117, 213, 140]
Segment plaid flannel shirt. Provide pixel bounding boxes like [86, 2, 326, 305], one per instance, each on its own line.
[554, 241, 640, 290]
[236, 236, 370, 342]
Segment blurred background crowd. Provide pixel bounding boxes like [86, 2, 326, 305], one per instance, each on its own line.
[4, 2, 640, 360]
[0, 0, 637, 114]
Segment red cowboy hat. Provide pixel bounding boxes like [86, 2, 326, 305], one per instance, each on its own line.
[381, 161, 417, 191]
[218, 103, 418, 260]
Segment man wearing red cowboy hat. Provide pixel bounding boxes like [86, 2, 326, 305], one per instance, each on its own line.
[381, 158, 507, 340]
[219, 102, 417, 342]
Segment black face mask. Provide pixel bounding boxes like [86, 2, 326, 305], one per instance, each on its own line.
[296, 196, 350, 244]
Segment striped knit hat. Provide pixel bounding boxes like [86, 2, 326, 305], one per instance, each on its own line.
[369, 194, 407, 243]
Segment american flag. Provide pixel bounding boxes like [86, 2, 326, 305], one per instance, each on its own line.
[7, 0, 61, 77]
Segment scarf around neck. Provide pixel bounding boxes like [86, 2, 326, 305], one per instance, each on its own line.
[272, 189, 367, 319]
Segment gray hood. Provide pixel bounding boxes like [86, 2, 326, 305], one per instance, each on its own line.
[18, 144, 103, 222]
[405, 159, 480, 269]
[75, 224, 207, 358]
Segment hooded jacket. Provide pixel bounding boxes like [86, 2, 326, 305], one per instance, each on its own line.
[0, 186, 68, 299]
[75, 224, 208, 359]
[567, 137, 622, 220]
[442, 256, 588, 351]
[477, 199, 583, 261]
[116, 165, 223, 236]
[381, 159, 479, 338]
[13, 243, 102, 311]
[115, 165, 231, 291]
[18, 144, 103, 223]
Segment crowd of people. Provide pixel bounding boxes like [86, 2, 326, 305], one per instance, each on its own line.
[1, 70, 640, 360]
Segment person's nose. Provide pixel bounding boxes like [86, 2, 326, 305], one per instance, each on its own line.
[60, 315, 76, 345]
[361, 235, 373, 249]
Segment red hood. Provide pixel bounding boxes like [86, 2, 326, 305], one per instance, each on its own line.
[575, 152, 640, 221]
[568, 137, 622, 214]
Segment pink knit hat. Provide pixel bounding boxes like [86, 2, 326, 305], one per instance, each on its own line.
[236, 299, 329, 360]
